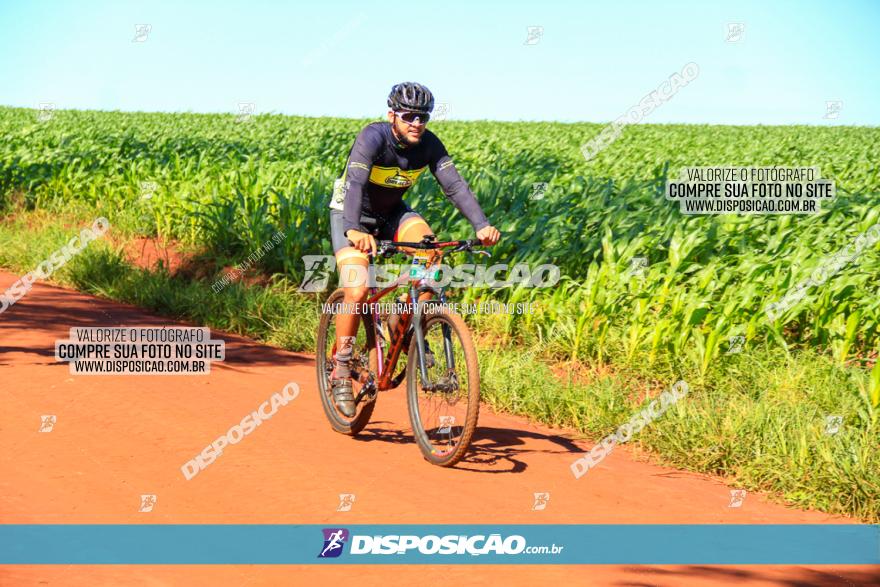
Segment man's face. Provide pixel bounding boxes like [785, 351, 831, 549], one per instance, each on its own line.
[387, 110, 427, 146]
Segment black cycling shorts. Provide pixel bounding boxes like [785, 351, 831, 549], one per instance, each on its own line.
[329, 203, 426, 254]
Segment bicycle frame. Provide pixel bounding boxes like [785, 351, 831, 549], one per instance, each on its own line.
[364, 276, 450, 392]
[339, 236, 484, 399]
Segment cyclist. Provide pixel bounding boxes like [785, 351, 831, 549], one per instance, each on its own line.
[328, 81, 500, 416]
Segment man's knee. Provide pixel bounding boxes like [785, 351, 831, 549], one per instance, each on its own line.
[342, 284, 368, 303]
[396, 217, 432, 242]
[336, 247, 370, 289]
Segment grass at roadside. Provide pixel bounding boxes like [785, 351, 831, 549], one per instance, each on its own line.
[1, 209, 878, 522]
[4, 106, 879, 370]
[0, 206, 320, 350]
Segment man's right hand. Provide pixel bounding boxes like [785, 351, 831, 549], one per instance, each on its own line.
[346, 230, 377, 256]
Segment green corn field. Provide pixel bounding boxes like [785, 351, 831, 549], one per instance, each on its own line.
[2, 106, 878, 378]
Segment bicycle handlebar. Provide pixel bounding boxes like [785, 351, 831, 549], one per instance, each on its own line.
[372, 235, 486, 258]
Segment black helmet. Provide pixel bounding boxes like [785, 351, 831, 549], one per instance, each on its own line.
[387, 82, 434, 113]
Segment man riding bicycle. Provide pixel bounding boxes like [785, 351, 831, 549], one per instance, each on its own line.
[328, 81, 500, 417]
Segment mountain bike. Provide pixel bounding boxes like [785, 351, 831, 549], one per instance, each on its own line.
[316, 235, 488, 467]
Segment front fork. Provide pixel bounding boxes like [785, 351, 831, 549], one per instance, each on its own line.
[410, 284, 455, 389]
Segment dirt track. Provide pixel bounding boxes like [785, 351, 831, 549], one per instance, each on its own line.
[0, 270, 876, 586]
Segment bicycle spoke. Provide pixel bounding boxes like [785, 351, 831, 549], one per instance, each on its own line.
[414, 317, 472, 457]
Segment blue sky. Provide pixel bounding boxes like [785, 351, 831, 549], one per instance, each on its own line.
[1, 0, 877, 125]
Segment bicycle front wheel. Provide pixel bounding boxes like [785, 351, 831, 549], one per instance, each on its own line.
[406, 305, 480, 467]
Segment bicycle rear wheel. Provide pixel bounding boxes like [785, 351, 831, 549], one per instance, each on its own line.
[316, 288, 378, 435]
[406, 305, 480, 466]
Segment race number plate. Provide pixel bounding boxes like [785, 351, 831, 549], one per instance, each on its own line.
[329, 178, 347, 211]
[409, 251, 437, 280]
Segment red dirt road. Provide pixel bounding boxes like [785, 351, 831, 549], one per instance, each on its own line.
[0, 270, 876, 586]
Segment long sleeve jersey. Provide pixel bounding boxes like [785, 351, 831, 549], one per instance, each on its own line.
[334, 122, 490, 235]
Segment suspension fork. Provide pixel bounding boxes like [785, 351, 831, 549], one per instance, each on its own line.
[438, 290, 456, 372]
[411, 283, 431, 385]
[370, 286, 385, 376]
[411, 286, 456, 386]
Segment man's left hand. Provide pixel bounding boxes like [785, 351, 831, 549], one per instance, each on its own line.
[476, 225, 500, 246]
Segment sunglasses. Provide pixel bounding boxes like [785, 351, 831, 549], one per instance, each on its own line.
[395, 110, 430, 125]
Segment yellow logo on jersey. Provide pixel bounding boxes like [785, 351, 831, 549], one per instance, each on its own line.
[369, 165, 427, 188]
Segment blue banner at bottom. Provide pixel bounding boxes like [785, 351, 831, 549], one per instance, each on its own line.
[1, 525, 877, 564]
